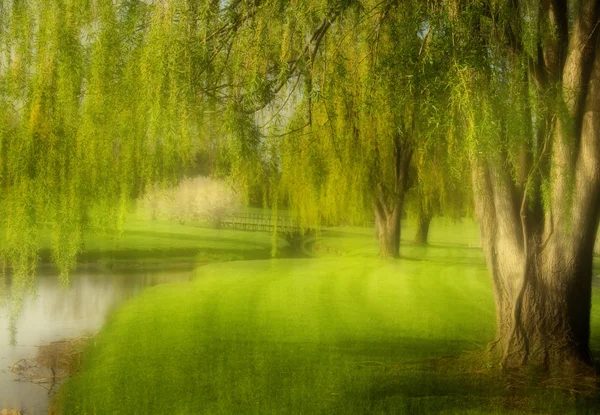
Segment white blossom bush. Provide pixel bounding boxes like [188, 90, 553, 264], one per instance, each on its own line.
[137, 177, 242, 226]
[137, 183, 173, 220]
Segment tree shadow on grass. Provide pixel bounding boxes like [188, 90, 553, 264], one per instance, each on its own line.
[402, 241, 483, 251]
[32, 246, 279, 274]
[355, 352, 600, 414]
[318, 229, 374, 238]
[398, 254, 488, 269]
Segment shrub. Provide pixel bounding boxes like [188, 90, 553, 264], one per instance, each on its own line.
[137, 177, 242, 226]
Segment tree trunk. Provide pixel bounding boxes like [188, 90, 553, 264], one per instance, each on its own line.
[413, 213, 431, 245]
[375, 203, 401, 258]
[489, 247, 593, 368]
[471, 158, 599, 370]
[462, 0, 600, 372]
[371, 132, 412, 259]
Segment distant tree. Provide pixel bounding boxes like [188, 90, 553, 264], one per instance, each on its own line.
[138, 184, 170, 221]
[178, 177, 241, 226]
[269, 2, 454, 257]
[407, 134, 472, 246]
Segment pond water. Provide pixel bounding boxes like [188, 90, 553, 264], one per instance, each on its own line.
[0, 268, 193, 413]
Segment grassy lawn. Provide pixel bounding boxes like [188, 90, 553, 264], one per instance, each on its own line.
[36, 218, 290, 270]
[310, 219, 483, 264]
[52, 219, 600, 414]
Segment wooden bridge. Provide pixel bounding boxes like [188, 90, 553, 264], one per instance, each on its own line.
[220, 212, 312, 234]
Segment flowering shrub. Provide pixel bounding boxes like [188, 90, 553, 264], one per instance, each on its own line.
[138, 177, 242, 226]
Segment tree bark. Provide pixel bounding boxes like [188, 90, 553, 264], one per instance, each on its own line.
[461, 0, 600, 372]
[372, 131, 412, 258]
[414, 213, 432, 245]
[471, 155, 599, 370]
[486, 240, 594, 368]
[374, 201, 402, 258]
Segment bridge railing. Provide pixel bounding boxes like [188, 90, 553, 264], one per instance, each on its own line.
[219, 213, 310, 233]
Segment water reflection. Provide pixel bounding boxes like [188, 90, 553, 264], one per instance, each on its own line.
[0, 269, 192, 413]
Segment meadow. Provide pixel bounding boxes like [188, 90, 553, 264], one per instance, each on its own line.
[51, 219, 600, 414]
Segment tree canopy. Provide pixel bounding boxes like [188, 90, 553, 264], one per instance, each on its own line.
[0, 0, 463, 274]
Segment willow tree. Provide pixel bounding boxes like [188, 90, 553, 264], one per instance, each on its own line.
[407, 136, 472, 245]
[266, 1, 454, 258]
[447, 0, 600, 370]
[265, 0, 600, 370]
[0, 0, 349, 292]
[0, 0, 200, 336]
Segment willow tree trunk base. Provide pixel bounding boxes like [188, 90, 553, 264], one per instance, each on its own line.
[474, 343, 598, 398]
[486, 251, 594, 373]
[375, 210, 401, 258]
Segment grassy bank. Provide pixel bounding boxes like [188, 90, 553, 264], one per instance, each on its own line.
[52, 219, 600, 414]
[35, 218, 291, 271]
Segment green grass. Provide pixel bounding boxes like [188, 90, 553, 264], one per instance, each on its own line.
[310, 218, 482, 259]
[53, 219, 600, 414]
[36, 218, 291, 270]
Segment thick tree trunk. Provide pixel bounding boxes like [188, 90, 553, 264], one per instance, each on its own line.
[465, 0, 600, 372]
[471, 159, 599, 370]
[488, 247, 593, 368]
[375, 204, 401, 258]
[413, 213, 431, 245]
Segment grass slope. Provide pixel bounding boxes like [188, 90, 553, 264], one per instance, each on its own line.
[54, 220, 600, 414]
[36, 218, 290, 270]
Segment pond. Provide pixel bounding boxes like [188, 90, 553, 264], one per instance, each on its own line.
[0, 268, 193, 413]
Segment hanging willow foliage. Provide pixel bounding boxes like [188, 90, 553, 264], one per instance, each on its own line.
[0, 0, 471, 310]
[0, 0, 209, 327]
[0, 0, 465, 285]
[0, 0, 365, 311]
[264, 1, 460, 229]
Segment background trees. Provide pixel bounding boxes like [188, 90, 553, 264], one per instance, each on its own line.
[406, 132, 472, 245]
[269, 1, 458, 257]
